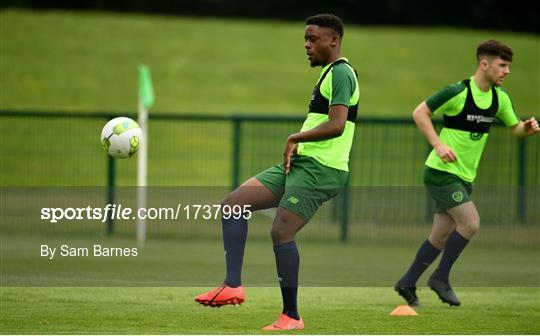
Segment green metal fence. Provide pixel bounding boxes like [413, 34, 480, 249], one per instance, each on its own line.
[1, 110, 538, 245]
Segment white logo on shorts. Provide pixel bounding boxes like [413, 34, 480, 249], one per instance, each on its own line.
[452, 191, 464, 202]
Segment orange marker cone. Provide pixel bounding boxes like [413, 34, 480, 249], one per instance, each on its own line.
[390, 305, 418, 316]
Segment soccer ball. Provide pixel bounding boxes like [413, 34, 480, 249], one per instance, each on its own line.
[101, 117, 143, 159]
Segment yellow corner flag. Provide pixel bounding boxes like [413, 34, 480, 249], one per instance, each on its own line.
[138, 65, 154, 109]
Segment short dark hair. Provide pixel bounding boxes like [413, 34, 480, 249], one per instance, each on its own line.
[476, 40, 513, 62]
[306, 14, 344, 38]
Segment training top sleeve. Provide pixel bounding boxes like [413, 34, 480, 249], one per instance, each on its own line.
[425, 81, 466, 116]
[329, 64, 355, 106]
[495, 89, 520, 127]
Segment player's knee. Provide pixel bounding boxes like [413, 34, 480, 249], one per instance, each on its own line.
[270, 219, 295, 244]
[221, 196, 232, 208]
[468, 216, 480, 235]
[428, 234, 447, 250]
[221, 190, 243, 208]
[270, 226, 289, 244]
[458, 216, 480, 237]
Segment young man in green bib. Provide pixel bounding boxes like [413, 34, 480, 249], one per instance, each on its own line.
[395, 40, 539, 307]
[195, 14, 359, 330]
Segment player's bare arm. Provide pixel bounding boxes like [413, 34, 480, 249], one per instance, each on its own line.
[510, 117, 540, 138]
[413, 101, 457, 163]
[283, 105, 348, 173]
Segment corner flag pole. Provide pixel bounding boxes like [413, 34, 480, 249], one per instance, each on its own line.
[137, 65, 154, 247]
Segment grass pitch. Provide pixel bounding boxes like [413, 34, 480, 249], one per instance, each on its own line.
[1, 235, 539, 334]
[1, 287, 539, 334]
[1, 10, 538, 116]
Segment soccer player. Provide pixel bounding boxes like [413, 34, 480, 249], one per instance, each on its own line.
[394, 40, 539, 306]
[195, 14, 359, 330]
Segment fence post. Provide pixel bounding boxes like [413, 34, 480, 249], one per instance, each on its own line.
[517, 138, 526, 223]
[340, 179, 350, 242]
[232, 117, 241, 190]
[106, 154, 116, 235]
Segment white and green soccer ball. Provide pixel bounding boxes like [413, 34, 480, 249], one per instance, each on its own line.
[101, 117, 143, 159]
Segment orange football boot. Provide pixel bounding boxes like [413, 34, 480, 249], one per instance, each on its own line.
[194, 284, 245, 307]
[262, 313, 304, 330]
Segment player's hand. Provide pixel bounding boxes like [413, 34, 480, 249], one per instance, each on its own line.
[434, 143, 457, 164]
[283, 137, 298, 174]
[523, 117, 540, 136]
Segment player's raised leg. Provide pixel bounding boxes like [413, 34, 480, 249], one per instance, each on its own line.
[195, 177, 279, 307]
[395, 212, 455, 306]
[263, 207, 306, 330]
[428, 201, 479, 306]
